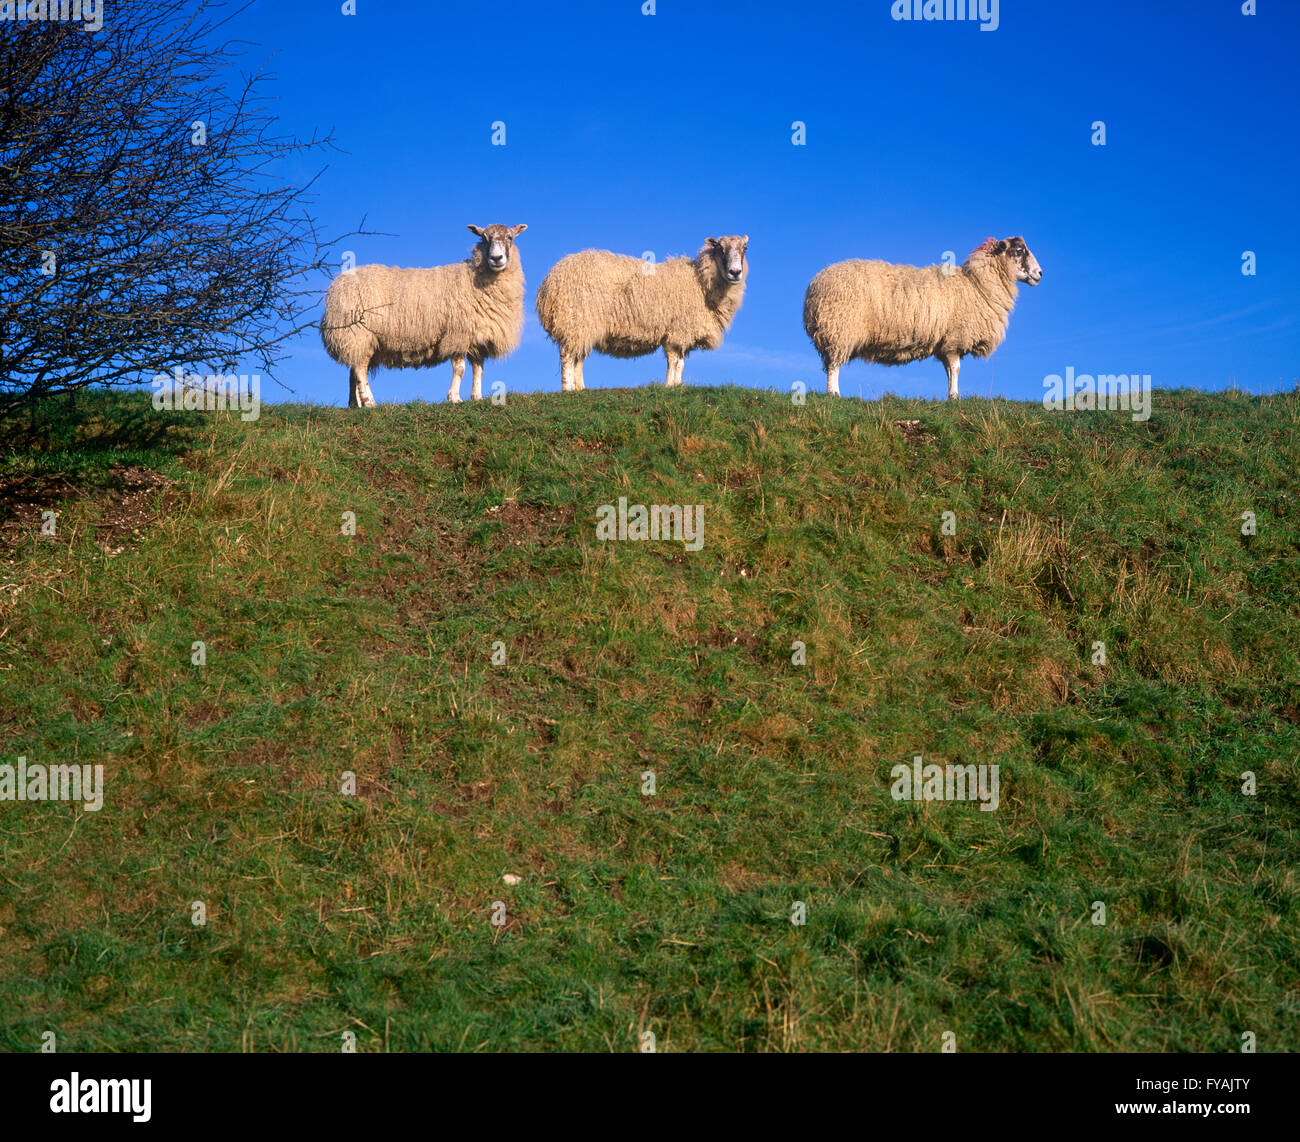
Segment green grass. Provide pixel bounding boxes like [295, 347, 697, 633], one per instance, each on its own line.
[1, 384, 1297, 1052]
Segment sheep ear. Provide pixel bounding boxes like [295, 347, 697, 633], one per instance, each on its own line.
[467, 225, 484, 237]
[742, 235, 749, 247]
[706, 237, 719, 247]
[510, 224, 528, 237]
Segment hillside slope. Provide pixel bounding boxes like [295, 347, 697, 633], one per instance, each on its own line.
[1, 386, 1297, 1051]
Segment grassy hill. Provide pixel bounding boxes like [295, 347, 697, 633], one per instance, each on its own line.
[0, 384, 1297, 1052]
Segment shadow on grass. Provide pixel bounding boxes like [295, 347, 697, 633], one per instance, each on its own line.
[0, 389, 199, 525]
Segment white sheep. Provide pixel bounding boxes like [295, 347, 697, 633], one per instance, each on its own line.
[802, 236, 1042, 399]
[534, 237, 748, 391]
[320, 224, 527, 407]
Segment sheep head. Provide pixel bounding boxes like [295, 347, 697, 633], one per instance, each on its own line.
[704, 235, 749, 286]
[468, 223, 527, 274]
[969, 236, 1042, 286]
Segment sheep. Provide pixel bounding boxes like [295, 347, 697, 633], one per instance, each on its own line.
[320, 223, 528, 407]
[802, 236, 1042, 399]
[534, 236, 748, 391]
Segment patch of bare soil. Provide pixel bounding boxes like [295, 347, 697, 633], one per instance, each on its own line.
[893, 419, 935, 446]
[483, 498, 575, 545]
[0, 464, 177, 551]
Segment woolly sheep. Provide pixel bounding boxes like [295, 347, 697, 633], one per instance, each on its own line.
[320, 223, 528, 407]
[802, 237, 1042, 399]
[535, 236, 748, 391]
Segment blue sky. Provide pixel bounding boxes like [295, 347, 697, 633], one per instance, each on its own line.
[225, 0, 1298, 405]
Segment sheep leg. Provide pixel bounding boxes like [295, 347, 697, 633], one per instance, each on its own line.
[665, 349, 684, 387]
[560, 355, 574, 392]
[826, 365, 841, 397]
[940, 353, 961, 400]
[574, 357, 585, 392]
[348, 367, 361, 408]
[355, 364, 377, 408]
[470, 358, 484, 401]
[448, 357, 465, 402]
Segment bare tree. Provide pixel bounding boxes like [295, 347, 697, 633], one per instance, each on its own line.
[0, 0, 356, 415]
